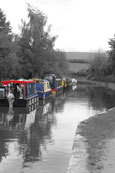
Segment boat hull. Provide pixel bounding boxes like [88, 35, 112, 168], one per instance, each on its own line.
[52, 86, 63, 95]
[0, 95, 39, 107]
[38, 91, 52, 99]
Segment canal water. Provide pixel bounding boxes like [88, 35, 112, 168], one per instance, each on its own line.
[0, 85, 115, 173]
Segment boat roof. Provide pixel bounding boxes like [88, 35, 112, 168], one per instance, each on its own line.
[44, 74, 56, 77]
[2, 80, 36, 85]
[32, 78, 49, 83]
[56, 78, 62, 81]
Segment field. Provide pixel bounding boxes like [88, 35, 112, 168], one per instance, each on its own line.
[69, 62, 90, 73]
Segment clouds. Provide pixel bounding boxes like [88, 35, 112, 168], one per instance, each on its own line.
[1, 0, 115, 51]
[1, 0, 28, 33]
[34, 0, 115, 51]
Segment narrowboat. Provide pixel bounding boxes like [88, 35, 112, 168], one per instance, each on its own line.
[66, 77, 73, 88]
[62, 77, 67, 90]
[44, 74, 63, 94]
[33, 78, 52, 99]
[56, 78, 63, 94]
[0, 80, 39, 107]
[71, 78, 77, 84]
[66, 77, 77, 89]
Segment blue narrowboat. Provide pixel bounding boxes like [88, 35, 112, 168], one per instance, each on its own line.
[33, 78, 52, 99]
[44, 74, 63, 94]
[0, 80, 39, 107]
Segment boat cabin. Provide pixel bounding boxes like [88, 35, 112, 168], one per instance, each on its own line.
[44, 74, 63, 94]
[0, 80, 39, 107]
[33, 78, 52, 99]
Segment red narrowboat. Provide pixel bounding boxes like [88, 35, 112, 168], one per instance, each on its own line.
[0, 79, 39, 107]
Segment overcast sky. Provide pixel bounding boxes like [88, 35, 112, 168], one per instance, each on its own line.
[1, 0, 115, 52]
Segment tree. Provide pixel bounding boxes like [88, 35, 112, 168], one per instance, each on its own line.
[0, 9, 23, 80]
[0, 9, 13, 80]
[108, 35, 115, 75]
[0, 9, 12, 56]
[0, 6, 69, 80]
[27, 5, 57, 76]
[18, 5, 68, 78]
[17, 21, 33, 78]
[87, 51, 108, 80]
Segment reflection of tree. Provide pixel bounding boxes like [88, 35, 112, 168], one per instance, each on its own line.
[0, 108, 27, 162]
[88, 87, 115, 110]
[16, 95, 66, 167]
[0, 107, 16, 162]
[1, 86, 115, 170]
[0, 129, 11, 162]
[0, 91, 72, 168]
[66, 85, 115, 110]
[0, 92, 67, 166]
[21, 95, 66, 166]
[22, 107, 53, 164]
[51, 94, 66, 113]
[65, 85, 90, 99]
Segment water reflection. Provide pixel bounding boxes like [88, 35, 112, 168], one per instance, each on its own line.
[66, 85, 115, 112]
[0, 94, 66, 171]
[0, 86, 115, 173]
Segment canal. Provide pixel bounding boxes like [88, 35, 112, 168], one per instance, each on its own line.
[0, 85, 115, 173]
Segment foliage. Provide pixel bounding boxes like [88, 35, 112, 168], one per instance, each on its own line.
[0, 6, 69, 80]
[87, 51, 108, 81]
[107, 35, 115, 75]
[17, 5, 68, 78]
[0, 9, 21, 80]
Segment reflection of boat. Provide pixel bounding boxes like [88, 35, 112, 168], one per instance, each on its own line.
[0, 80, 39, 107]
[0, 107, 15, 127]
[25, 109, 36, 129]
[6, 107, 14, 122]
[0, 105, 37, 131]
[0, 91, 67, 168]
[37, 99, 52, 116]
[42, 103, 52, 115]
[0, 102, 38, 114]
[0, 99, 57, 167]
[65, 77, 77, 89]
[38, 93, 66, 115]
[72, 84, 77, 91]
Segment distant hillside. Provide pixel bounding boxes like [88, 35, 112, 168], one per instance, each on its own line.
[65, 52, 94, 60]
[69, 63, 89, 73]
[65, 52, 106, 61]
[66, 51, 107, 73]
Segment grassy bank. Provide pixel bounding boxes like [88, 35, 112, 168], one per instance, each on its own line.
[77, 107, 115, 172]
[67, 107, 115, 173]
[77, 78, 115, 91]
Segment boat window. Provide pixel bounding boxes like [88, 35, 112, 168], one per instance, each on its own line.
[47, 83, 49, 88]
[44, 83, 46, 90]
[26, 83, 36, 97]
[20, 85, 24, 98]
